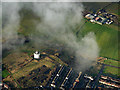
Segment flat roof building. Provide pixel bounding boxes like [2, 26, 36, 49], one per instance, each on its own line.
[34, 51, 40, 59]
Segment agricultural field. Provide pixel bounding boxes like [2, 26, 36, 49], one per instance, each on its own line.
[103, 66, 120, 76]
[105, 2, 120, 16]
[3, 52, 32, 73]
[18, 8, 40, 36]
[17, 65, 52, 88]
[103, 59, 119, 67]
[81, 2, 120, 77]
[79, 21, 119, 60]
[82, 2, 112, 12]
[2, 48, 67, 87]
[12, 58, 54, 80]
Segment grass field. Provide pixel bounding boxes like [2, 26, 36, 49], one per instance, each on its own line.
[2, 69, 10, 78]
[82, 2, 112, 12]
[104, 59, 119, 67]
[78, 21, 119, 60]
[105, 2, 120, 16]
[103, 66, 120, 76]
[18, 8, 40, 36]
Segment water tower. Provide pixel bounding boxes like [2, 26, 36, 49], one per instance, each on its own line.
[34, 51, 40, 59]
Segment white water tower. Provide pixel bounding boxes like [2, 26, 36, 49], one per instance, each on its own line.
[34, 51, 40, 59]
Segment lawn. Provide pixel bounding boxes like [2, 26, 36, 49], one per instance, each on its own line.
[104, 59, 120, 67]
[2, 69, 10, 78]
[103, 66, 120, 76]
[78, 21, 119, 60]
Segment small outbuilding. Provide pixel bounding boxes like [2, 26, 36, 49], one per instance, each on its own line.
[34, 51, 40, 59]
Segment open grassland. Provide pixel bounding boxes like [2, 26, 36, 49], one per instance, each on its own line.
[103, 66, 120, 76]
[104, 59, 120, 67]
[79, 22, 119, 60]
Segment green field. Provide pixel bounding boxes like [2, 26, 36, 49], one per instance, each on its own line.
[103, 66, 120, 76]
[2, 69, 10, 78]
[18, 8, 40, 36]
[105, 2, 120, 16]
[79, 21, 119, 60]
[104, 59, 119, 67]
[82, 2, 111, 12]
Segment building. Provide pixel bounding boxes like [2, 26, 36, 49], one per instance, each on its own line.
[85, 14, 94, 20]
[99, 79, 120, 88]
[46, 65, 79, 88]
[34, 51, 40, 59]
[85, 13, 108, 25]
[84, 74, 94, 81]
[101, 75, 108, 79]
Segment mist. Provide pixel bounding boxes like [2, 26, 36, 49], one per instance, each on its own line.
[2, 2, 99, 71]
[2, 3, 25, 50]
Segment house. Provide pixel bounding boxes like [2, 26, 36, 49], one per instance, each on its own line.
[99, 79, 120, 88]
[101, 75, 108, 79]
[85, 14, 94, 20]
[84, 74, 94, 80]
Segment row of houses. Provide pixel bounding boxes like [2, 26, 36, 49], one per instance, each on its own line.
[47, 65, 80, 88]
[84, 74, 94, 81]
[99, 75, 120, 88]
[101, 75, 120, 83]
[99, 79, 120, 88]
